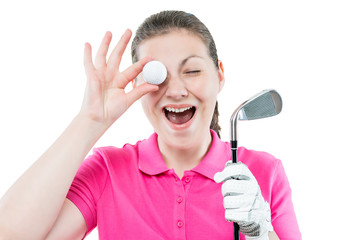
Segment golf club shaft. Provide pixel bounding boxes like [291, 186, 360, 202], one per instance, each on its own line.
[229, 89, 282, 240]
[231, 140, 240, 240]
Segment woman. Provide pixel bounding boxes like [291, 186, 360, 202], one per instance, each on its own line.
[0, 11, 301, 239]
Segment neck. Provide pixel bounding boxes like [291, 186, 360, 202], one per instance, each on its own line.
[158, 131, 213, 179]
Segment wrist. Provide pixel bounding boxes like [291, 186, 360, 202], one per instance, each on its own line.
[245, 232, 269, 240]
[75, 111, 112, 132]
[70, 113, 110, 145]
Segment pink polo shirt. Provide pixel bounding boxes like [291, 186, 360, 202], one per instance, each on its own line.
[66, 130, 301, 239]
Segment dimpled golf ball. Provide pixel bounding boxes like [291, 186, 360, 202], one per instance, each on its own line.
[142, 60, 167, 85]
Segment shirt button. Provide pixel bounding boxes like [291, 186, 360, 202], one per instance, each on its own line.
[177, 196, 183, 203]
[184, 177, 191, 183]
[177, 220, 184, 228]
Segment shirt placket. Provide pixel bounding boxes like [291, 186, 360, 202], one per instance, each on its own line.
[173, 171, 194, 240]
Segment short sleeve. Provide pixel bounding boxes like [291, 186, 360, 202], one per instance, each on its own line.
[66, 148, 109, 235]
[270, 160, 302, 239]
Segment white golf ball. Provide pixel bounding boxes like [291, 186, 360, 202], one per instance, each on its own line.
[142, 61, 167, 85]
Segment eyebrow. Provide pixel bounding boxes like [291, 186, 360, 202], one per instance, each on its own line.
[179, 55, 204, 67]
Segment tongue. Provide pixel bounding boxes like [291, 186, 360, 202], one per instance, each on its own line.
[166, 109, 194, 124]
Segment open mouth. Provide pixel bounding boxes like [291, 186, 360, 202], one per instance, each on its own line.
[164, 106, 196, 125]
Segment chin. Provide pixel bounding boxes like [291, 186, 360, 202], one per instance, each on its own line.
[158, 125, 207, 149]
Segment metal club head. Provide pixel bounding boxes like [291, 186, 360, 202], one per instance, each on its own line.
[230, 89, 282, 141]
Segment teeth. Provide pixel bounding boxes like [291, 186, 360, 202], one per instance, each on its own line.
[165, 106, 193, 113]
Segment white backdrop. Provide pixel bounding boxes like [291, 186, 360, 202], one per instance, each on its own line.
[0, 0, 359, 239]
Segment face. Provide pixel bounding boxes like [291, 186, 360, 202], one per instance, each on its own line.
[136, 30, 225, 149]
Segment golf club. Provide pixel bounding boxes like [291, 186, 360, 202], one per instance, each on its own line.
[229, 89, 282, 240]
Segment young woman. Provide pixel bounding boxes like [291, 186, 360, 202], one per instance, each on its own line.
[0, 11, 301, 239]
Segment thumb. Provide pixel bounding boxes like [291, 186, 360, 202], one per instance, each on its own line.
[214, 171, 225, 183]
[214, 160, 233, 183]
[126, 83, 159, 106]
[214, 161, 253, 184]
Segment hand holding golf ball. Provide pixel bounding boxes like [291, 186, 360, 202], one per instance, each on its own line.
[142, 60, 167, 85]
[214, 161, 273, 240]
[81, 30, 159, 126]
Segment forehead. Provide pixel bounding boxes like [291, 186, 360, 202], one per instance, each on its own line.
[137, 30, 209, 62]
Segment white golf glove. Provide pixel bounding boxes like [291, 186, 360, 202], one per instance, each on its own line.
[214, 161, 273, 240]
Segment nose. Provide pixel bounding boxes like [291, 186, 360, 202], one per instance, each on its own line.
[165, 74, 188, 100]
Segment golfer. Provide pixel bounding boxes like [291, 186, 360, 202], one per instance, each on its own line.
[0, 10, 301, 240]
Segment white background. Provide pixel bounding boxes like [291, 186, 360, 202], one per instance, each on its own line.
[0, 0, 359, 239]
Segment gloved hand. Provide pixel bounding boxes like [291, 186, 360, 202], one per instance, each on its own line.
[214, 161, 273, 240]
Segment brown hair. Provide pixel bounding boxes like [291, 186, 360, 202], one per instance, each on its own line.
[131, 10, 221, 138]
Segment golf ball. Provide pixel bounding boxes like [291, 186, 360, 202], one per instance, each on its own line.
[142, 61, 167, 85]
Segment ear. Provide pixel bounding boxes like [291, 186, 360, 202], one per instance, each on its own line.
[217, 60, 225, 93]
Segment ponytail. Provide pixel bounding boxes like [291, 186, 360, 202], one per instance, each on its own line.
[210, 101, 221, 138]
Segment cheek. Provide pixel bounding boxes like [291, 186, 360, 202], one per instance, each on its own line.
[140, 90, 162, 117]
[188, 76, 220, 100]
[140, 94, 153, 116]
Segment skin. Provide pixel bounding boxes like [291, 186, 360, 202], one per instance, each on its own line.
[0, 29, 156, 239]
[0, 29, 279, 240]
[136, 30, 225, 178]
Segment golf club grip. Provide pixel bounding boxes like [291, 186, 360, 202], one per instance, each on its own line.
[234, 223, 240, 239]
[230, 141, 240, 239]
[231, 140, 237, 163]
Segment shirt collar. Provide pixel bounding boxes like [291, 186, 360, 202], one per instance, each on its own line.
[138, 132, 170, 176]
[191, 130, 231, 180]
[138, 130, 231, 180]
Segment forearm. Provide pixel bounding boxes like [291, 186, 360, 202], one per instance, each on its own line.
[0, 114, 107, 239]
[269, 231, 279, 240]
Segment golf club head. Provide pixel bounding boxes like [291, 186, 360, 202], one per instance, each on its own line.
[230, 89, 282, 141]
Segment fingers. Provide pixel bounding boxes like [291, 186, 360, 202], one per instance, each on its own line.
[221, 179, 259, 197]
[83, 42, 95, 74]
[225, 199, 271, 224]
[226, 208, 258, 223]
[120, 56, 157, 108]
[91, 29, 131, 70]
[126, 83, 159, 106]
[107, 29, 132, 69]
[224, 195, 258, 210]
[116, 56, 153, 88]
[94, 31, 112, 68]
[214, 162, 254, 183]
[225, 209, 252, 223]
